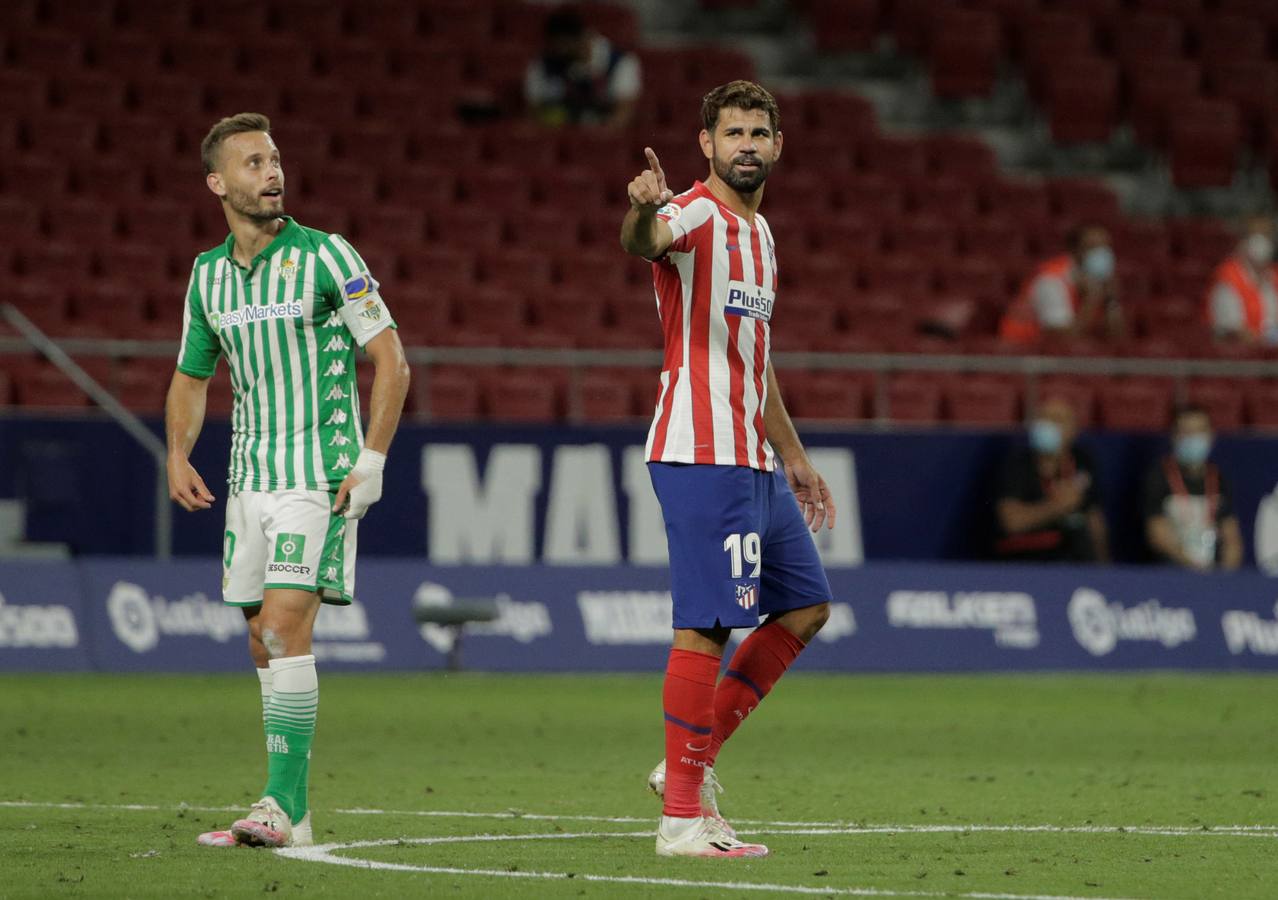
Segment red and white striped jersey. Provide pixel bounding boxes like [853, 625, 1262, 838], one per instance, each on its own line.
[644, 180, 778, 471]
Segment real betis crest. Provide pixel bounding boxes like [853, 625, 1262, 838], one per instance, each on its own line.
[279, 258, 297, 281]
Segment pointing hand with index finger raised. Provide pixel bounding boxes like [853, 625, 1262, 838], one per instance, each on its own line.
[628, 146, 674, 212]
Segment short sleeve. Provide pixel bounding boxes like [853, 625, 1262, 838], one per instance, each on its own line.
[176, 261, 220, 379]
[1031, 274, 1074, 329]
[316, 233, 396, 348]
[657, 196, 714, 257]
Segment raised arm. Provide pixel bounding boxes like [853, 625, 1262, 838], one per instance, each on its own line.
[620, 147, 676, 259]
[165, 370, 215, 511]
[765, 362, 835, 532]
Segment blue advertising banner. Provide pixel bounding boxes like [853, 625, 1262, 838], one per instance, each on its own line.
[1, 417, 1276, 567]
[3, 558, 1276, 673]
[0, 561, 88, 671]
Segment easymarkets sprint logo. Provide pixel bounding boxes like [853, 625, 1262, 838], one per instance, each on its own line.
[209, 301, 303, 333]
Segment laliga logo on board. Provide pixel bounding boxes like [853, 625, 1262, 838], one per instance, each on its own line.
[1067, 588, 1196, 657]
[107, 581, 245, 654]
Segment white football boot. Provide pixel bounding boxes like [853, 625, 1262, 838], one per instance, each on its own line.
[229, 796, 292, 848]
[647, 759, 737, 838]
[198, 810, 310, 848]
[655, 815, 768, 858]
[290, 810, 313, 847]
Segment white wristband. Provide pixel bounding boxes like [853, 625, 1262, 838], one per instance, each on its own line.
[353, 448, 386, 476]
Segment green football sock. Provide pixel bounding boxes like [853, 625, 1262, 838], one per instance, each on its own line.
[262, 655, 318, 823]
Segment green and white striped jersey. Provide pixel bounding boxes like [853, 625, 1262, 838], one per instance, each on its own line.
[177, 217, 396, 493]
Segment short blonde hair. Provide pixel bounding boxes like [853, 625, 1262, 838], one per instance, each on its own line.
[200, 112, 271, 175]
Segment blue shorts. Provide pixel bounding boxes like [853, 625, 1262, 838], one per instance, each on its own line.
[649, 462, 833, 630]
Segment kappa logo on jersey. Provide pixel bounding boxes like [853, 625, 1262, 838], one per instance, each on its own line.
[735, 582, 758, 610]
[213, 301, 304, 331]
[724, 280, 774, 321]
[343, 273, 377, 304]
[273, 533, 306, 564]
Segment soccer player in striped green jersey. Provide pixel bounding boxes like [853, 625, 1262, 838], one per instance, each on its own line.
[164, 113, 411, 850]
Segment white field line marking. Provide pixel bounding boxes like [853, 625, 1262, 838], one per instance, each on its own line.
[3, 800, 1278, 839]
[278, 831, 1142, 900]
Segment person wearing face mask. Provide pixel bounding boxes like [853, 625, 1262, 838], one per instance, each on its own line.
[999, 223, 1123, 345]
[1143, 405, 1243, 571]
[993, 396, 1110, 562]
[524, 6, 641, 128]
[1206, 214, 1278, 345]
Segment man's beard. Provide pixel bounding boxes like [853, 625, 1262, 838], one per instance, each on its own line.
[226, 187, 284, 222]
[713, 153, 770, 194]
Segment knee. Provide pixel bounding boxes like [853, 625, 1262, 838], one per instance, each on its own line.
[806, 602, 831, 636]
[786, 602, 829, 643]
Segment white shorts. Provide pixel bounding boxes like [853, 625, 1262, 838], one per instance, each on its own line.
[222, 489, 357, 607]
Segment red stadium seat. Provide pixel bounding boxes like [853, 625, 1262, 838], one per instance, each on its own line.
[883, 215, 959, 259]
[1186, 378, 1245, 432]
[929, 9, 1002, 98]
[1109, 13, 1184, 64]
[804, 0, 881, 53]
[575, 370, 639, 423]
[52, 73, 128, 115]
[906, 177, 979, 218]
[886, 375, 944, 424]
[1098, 379, 1175, 431]
[1128, 59, 1203, 148]
[1194, 15, 1266, 62]
[419, 366, 482, 421]
[1169, 99, 1241, 189]
[1244, 380, 1278, 429]
[924, 133, 999, 182]
[116, 359, 174, 414]
[1046, 59, 1119, 145]
[981, 179, 1052, 221]
[938, 258, 1007, 303]
[23, 113, 101, 156]
[1035, 377, 1099, 428]
[859, 135, 929, 180]
[861, 256, 935, 298]
[1021, 12, 1096, 99]
[1048, 178, 1120, 223]
[945, 377, 1022, 426]
[482, 368, 563, 422]
[0, 70, 52, 115]
[14, 363, 91, 409]
[786, 372, 867, 421]
[1205, 61, 1278, 149]
[959, 218, 1030, 262]
[44, 198, 118, 245]
[530, 289, 608, 334]
[8, 29, 86, 74]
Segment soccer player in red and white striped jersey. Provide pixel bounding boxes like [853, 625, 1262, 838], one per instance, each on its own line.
[621, 81, 838, 859]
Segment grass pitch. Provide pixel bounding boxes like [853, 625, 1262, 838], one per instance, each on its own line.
[2, 672, 1277, 899]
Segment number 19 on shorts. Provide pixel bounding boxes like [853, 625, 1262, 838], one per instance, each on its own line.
[724, 532, 761, 578]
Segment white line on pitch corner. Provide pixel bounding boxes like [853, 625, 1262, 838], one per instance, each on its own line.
[278, 832, 1143, 900]
[4, 800, 1278, 839]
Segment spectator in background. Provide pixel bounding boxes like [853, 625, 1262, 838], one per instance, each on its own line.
[1144, 404, 1243, 571]
[525, 6, 641, 128]
[994, 396, 1109, 563]
[1000, 223, 1123, 345]
[1207, 213, 1278, 346]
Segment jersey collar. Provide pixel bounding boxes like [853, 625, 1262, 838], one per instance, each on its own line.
[223, 216, 296, 271]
